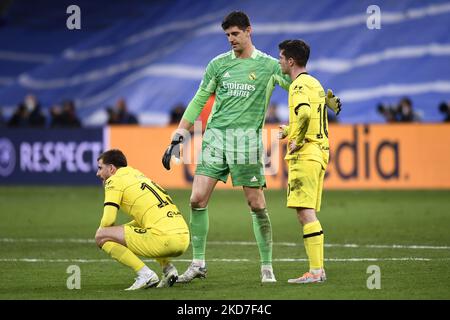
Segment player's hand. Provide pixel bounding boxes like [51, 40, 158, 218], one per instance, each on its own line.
[162, 132, 184, 170]
[278, 125, 288, 139]
[325, 89, 342, 115]
[288, 140, 303, 154]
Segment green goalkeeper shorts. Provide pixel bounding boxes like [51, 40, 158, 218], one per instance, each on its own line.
[195, 142, 266, 187]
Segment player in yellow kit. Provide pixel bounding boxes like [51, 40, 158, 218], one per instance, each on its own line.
[94, 149, 189, 290]
[278, 39, 341, 283]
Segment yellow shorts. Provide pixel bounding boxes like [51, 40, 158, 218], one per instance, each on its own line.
[287, 159, 325, 211]
[124, 226, 189, 258]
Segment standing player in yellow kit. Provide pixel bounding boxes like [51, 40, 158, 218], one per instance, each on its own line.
[278, 39, 341, 283]
[94, 149, 190, 290]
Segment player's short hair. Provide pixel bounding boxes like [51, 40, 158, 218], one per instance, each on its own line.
[97, 149, 127, 168]
[221, 11, 251, 31]
[278, 39, 310, 67]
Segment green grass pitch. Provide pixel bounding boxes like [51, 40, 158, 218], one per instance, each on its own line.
[0, 187, 449, 300]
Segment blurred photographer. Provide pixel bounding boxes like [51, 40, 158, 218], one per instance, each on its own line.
[439, 101, 450, 122]
[377, 103, 397, 122]
[377, 97, 421, 123]
[397, 97, 419, 122]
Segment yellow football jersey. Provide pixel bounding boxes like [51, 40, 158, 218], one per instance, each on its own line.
[102, 166, 186, 234]
[285, 72, 329, 166]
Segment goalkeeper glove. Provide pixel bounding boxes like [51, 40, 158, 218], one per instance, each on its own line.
[162, 133, 184, 170]
[325, 89, 342, 115]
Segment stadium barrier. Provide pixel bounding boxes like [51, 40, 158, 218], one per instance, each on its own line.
[1, 124, 449, 188]
[0, 128, 104, 185]
[108, 124, 450, 189]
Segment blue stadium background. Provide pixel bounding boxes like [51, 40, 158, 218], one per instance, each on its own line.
[1, 0, 449, 125]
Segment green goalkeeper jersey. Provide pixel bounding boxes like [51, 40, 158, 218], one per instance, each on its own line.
[183, 47, 290, 142]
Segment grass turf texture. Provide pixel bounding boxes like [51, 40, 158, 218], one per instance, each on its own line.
[0, 187, 449, 300]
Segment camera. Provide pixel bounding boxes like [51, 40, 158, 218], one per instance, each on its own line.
[439, 101, 449, 113]
[438, 101, 450, 122]
[377, 103, 397, 114]
[377, 103, 398, 122]
[377, 97, 418, 122]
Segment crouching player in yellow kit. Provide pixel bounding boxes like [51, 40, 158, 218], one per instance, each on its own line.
[278, 40, 341, 283]
[95, 149, 189, 290]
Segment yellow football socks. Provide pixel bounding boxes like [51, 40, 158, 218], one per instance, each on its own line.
[102, 241, 145, 272]
[303, 220, 324, 270]
[156, 258, 170, 268]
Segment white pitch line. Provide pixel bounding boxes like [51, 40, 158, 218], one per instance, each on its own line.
[211, 241, 450, 250]
[1, 257, 449, 263]
[277, 258, 445, 262]
[0, 238, 94, 243]
[1, 238, 449, 250]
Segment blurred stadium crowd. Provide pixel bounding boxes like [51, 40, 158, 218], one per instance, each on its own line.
[2, 93, 449, 128]
[0, 0, 449, 126]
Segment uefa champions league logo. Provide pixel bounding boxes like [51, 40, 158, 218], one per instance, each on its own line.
[0, 138, 16, 177]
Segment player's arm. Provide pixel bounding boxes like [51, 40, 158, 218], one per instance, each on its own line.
[273, 61, 292, 91]
[100, 205, 118, 228]
[181, 61, 218, 126]
[289, 90, 311, 153]
[99, 179, 123, 228]
[294, 104, 311, 144]
[162, 60, 218, 170]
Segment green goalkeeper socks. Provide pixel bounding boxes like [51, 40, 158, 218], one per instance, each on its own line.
[190, 207, 272, 265]
[251, 208, 273, 266]
[190, 207, 209, 261]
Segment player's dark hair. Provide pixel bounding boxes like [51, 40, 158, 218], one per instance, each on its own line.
[278, 39, 310, 67]
[98, 149, 127, 168]
[221, 11, 251, 31]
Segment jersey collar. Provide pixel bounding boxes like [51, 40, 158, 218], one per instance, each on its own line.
[116, 166, 132, 175]
[295, 72, 309, 79]
[231, 46, 258, 59]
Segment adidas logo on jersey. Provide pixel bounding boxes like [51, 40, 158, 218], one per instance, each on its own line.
[250, 176, 258, 182]
[223, 72, 231, 78]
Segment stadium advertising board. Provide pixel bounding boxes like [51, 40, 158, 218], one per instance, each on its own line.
[109, 124, 450, 189]
[324, 124, 450, 189]
[0, 128, 104, 185]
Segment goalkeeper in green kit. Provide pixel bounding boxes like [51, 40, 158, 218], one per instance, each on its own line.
[162, 11, 340, 283]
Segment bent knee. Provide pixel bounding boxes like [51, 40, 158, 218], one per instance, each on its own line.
[190, 194, 208, 209]
[95, 228, 106, 247]
[247, 199, 266, 212]
[297, 208, 317, 225]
